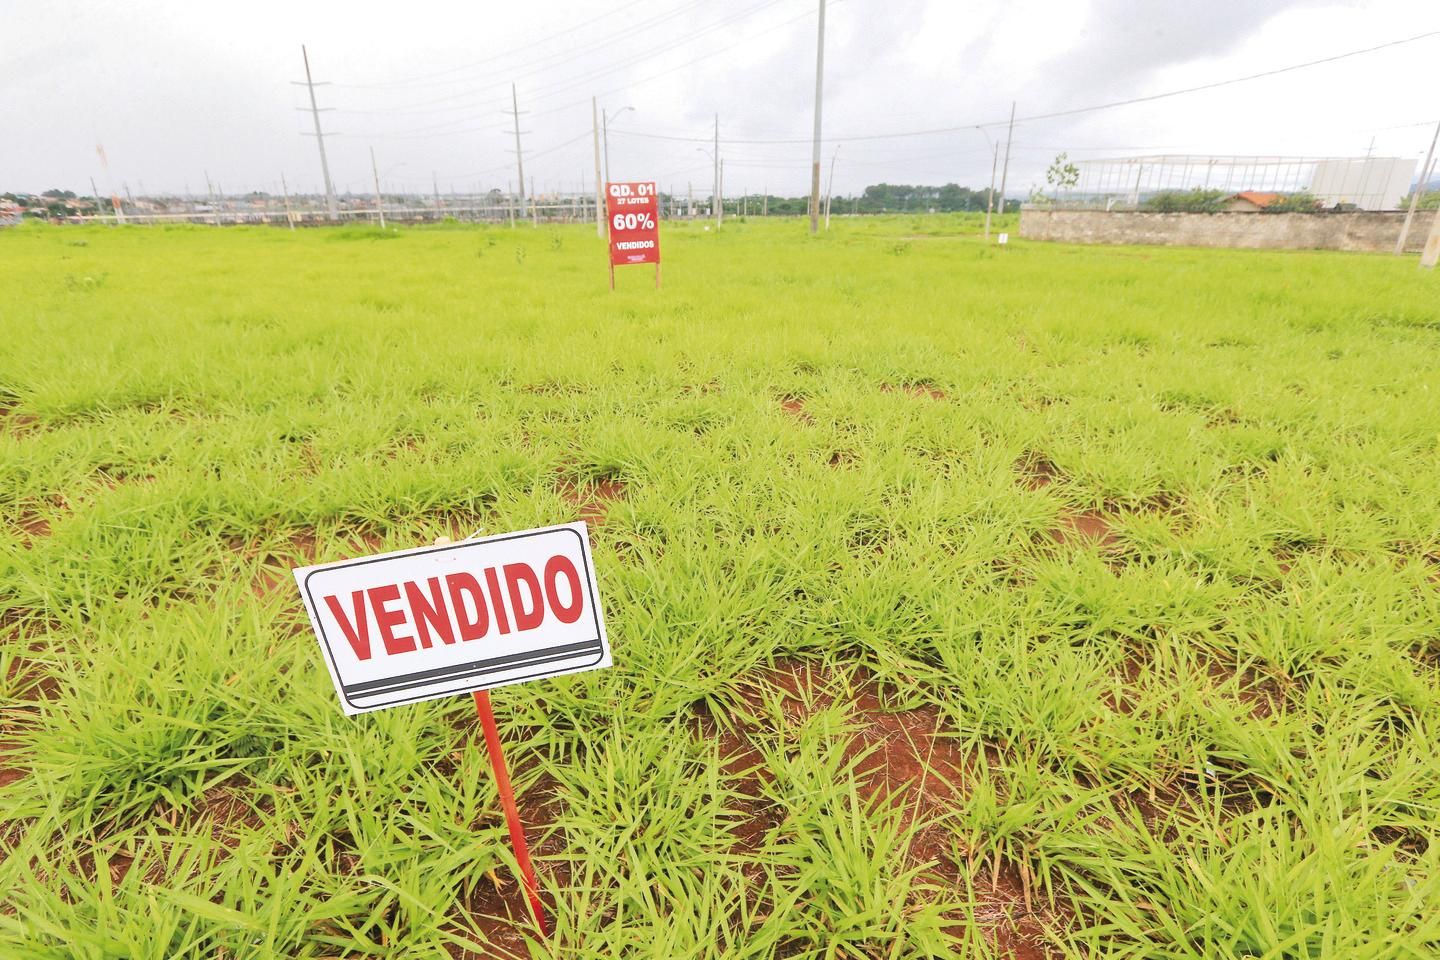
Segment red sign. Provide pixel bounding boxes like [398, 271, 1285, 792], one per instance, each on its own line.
[606, 181, 660, 267]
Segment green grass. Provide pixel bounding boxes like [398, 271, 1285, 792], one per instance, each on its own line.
[2, 214, 1439, 958]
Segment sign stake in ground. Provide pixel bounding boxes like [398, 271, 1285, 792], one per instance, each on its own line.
[605, 180, 661, 289]
[294, 522, 612, 939]
[473, 688, 549, 936]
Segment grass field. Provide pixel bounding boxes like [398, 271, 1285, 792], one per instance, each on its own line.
[2, 215, 1439, 959]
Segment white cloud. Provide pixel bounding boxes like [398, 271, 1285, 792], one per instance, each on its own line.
[2, 0, 1435, 196]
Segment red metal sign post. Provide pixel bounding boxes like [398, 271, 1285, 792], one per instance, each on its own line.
[473, 689, 549, 938]
[605, 180, 661, 289]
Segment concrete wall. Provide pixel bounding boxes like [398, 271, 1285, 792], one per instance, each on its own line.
[1019, 208, 1431, 254]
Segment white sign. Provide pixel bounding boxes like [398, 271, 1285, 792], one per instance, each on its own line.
[295, 523, 611, 715]
[997, 232, 1009, 245]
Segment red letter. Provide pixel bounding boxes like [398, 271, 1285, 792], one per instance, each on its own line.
[445, 573, 490, 641]
[484, 567, 511, 635]
[544, 555, 584, 624]
[504, 563, 545, 631]
[404, 577, 454, 649]
[323, 591, 372, 661]
[367, 584, 416, 656]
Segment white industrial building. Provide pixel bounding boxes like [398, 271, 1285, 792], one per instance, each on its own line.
[1308, 158, 1415, 211]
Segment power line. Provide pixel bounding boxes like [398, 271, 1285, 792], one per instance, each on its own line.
[333, 0, 715, 113]
[530, 0, 833, 117]
[985, 29, 1440, 129]
[613, 28, 1440, 145]
[521, 0, 794, 105]
[332, 0, 654, 89]
[333, 0, 797, 144]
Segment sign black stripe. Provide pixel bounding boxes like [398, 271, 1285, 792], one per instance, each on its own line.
[342, 639, 602, 696]
[347, 648, 601, 702]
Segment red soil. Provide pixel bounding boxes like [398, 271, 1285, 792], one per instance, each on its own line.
[779, 396, 814, 424]
[556, 477, 627, 526]
[1016, 455, 1063, 491]
[881, 383, 947, 400]
[723, 662, 1066, 957]
[1049, 511, 1117, 546]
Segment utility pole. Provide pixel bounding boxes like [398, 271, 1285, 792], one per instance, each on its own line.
[205, 170, 219, 226]
[763, 185, 768, 217]
[824, 145, 840, 229]
[592, 97, 604, 238]
[510, 84, 534, 227]
[89, 177, 103, 223]
[95, 142, 124, 224]
[507, 180, 516, 228]
[295, 46, 338, 220]
[997, 101, 1016, 221]
[808, 0, 826, 234]
[984, 142, 998, 241]
[370, 146, 385, 229]
[713, 114, 721, 228]
[281, 172, 296, 230]
[1396, 119, 1440, 255]
[530, 175, 537, 226]
[1422, 210, 1440, 269]
[687, 182, 693, 218]
[719, 158, 725, 227]
[433, 172, 443, 218]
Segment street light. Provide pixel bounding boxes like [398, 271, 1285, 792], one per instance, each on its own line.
[602, 105, 635, 186]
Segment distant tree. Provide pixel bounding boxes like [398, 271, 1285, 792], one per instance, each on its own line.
[41, 189, 76, 199]
[856, 183, 989, 214]
[1142, 189, 1227, 213]
[1045, 153, 1080, 199]
[1262, 192, 1320, 213]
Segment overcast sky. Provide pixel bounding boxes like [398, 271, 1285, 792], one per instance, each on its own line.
[3, 0, 1437, 198]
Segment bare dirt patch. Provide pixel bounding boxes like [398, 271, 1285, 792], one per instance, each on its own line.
[2, 610, 65, 711]
[723, 661, 1068, 957]
[458, 870, 552, 960]
[1049, 510, 1118, 547]
[242, 526, 386, 602]
[244, 530, 320, 601]
[9, 511, 53, 547]
[556, 478, 627, 526]
[882, 383, 946, 401]
[0, 399, 41, 436]
[6, 495, 68, 545]
[451, 766, 564, 959]
[93, 465, 158, 488]
[0, 741, 25, 789]
[1014, 453, 1063, 491]
[945, 860, 1061, 960]
[779, 396, 814, 425]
